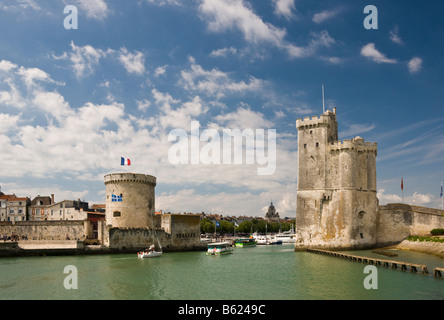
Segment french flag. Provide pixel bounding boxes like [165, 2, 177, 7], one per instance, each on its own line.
[121, 157, 131, 166]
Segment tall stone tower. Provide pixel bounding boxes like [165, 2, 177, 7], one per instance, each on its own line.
[104, 173, 156, 228]
[295, 109, 378, 250]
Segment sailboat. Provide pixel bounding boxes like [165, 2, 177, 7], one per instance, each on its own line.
[137, 218, 163, 258]
[138, 244, 162, 258]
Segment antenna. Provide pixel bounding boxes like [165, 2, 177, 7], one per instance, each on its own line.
[322, 84, 325, 113]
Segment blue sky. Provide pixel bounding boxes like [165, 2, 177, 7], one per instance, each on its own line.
[0, 0, 443, 217]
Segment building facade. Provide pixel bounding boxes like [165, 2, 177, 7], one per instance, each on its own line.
[295, 108, 379, 250]
[0, 194, 30, 222]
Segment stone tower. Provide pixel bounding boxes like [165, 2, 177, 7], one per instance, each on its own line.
[104, 173, 156, 228]
[295, 109, 378, 250]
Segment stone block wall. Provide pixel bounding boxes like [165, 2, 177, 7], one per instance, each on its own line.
[0, 220, 90, 240]
[376, 203, 444, 247]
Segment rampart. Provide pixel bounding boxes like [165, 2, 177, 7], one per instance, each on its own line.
[0, 220, 89, 240]
[376, 203, 444, 247]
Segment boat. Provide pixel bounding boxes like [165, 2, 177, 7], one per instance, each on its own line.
[252, 233, 282, 245]
[275, 231, 296, 244]
[206, 242, 233, 255]
[235, 238, 257, 247]
[138, 244, 162, 258]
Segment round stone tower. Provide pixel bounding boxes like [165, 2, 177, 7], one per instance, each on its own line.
[104, 173, 156, 228]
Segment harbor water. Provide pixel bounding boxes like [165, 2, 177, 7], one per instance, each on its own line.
[0, 244, 442, 300]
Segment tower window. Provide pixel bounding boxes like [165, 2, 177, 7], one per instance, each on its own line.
[113, 211, 121, 217]
[316, 142, 319, 148]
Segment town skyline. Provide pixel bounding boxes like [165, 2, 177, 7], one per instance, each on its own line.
[0, 1, 443, 217]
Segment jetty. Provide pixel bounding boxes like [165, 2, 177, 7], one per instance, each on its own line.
[306, 248, 443, 278]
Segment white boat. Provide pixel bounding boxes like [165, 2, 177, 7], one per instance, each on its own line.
[275, 230, 296, 244]
[253, 233, 283, 245]
[138, 250, 162, 258]
[206, 242, 233, 255]
[138, 243, 162, 259]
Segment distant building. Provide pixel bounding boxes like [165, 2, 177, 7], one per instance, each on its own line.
[0, 194, 16, 221]
[265, 202, 280, 222]
[46, 199, 89, 221]
[29, 195, 54, 221]
[4, 197, 31, 222]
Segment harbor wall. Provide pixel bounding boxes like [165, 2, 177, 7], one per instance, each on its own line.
[107, 227, 205, 252]
[0, 220, 90, 240]
[376, 203, 444, 247]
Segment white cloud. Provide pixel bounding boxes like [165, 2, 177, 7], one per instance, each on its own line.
[144, 0, 181, 6]
[389, 26, 403, 45]
[199, 0, 287, 46]
[0, 113, 19, 134]
[312, 9, 340, 24]
[272, 0, 296, 20]
[0, 60, 18, 72]
[214, 106, 274, 130]
[377, 188, 401, 204]
[0, 0, 41, 11]
[408, 57, 423, 74]
[361, 43, 397, 64]
[340, 123, 376, 138]
[137, 99, 151, 111]
[54, 41, 110, 78]
[73, 0, 110, 20]
[17, 66, 54, 88]
[118, 48, 145, 75]
[32, 91, 73, 121]
[209, 47, 237, 58]
[179, 57, 265, 99]
[154, 65, 167, 77]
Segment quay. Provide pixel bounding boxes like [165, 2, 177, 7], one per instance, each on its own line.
[306, 248, 443, 278]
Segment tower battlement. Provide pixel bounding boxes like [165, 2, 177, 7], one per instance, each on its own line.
[329, 138, 377, 154]
[296, 109, 336, 129]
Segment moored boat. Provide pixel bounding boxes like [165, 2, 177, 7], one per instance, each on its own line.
[206, 242, 233, 255]
[235, 238, 257, 247]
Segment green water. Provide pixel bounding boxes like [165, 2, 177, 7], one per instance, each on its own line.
[0, 245, 442, 300]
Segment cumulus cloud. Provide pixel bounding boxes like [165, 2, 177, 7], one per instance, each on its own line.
[361, 43, 397, 64]
[198, 0, 333, 59]
[179, 56, 265, 99]
[408, 57, 423, 74]
[272, 0, 296, 20]
[73, 0, 110, 20]
[118, 48, 145, 75]
[54, 41, 110, 78]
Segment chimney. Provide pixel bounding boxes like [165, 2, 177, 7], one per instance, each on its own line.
[51, 194, 54, 204]
[333, 107, 336, 115]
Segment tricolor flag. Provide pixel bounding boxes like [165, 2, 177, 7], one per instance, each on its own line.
[121, 157, 131, 166]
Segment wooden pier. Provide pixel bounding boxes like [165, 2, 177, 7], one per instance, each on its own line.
[306, 248, 444, 277]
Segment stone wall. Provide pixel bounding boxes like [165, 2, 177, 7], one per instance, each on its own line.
[0, 220, 90, 240]
[107, 227, 205, 252]
[376, 203, 444, 247]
